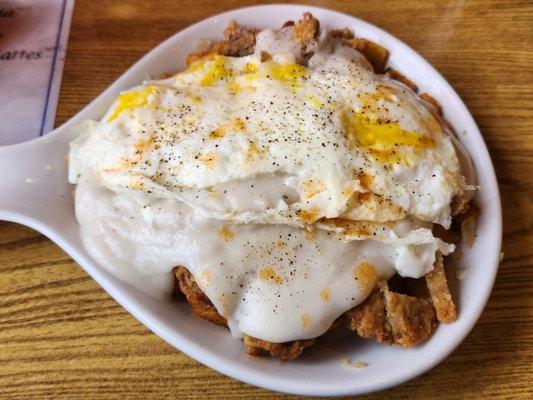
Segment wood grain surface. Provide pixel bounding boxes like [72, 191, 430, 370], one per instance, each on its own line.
[1, 0, 532, 398]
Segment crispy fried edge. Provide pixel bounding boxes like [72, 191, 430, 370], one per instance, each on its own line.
[293, 12, 320, 44]
[243, 335, 316, 361]
[342, 37, 389, 73]
[385, 67, 419, 92]
[425, 252, 457, 323]
[420, 92, 442, 113]
[174, 266, 227, 326]
[244, 314, 346, 360]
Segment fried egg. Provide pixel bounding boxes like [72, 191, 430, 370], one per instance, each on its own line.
[69, 29, 469, 342]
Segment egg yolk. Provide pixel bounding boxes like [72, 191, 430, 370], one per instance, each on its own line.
[269, 63, 307, 84]
[342, 111, 435, 164]
[191, 56, 308, 93]
[108, 86, 157, 122]
[200, 55, 233, 86]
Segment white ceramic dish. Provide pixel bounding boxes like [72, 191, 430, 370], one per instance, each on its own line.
[0, 4, 501, 397]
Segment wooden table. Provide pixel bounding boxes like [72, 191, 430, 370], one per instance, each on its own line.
[1, 1, 532, 398]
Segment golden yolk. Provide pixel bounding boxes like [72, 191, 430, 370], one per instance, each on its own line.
[200, 55, 233, 86]
[269, 63, 307, 84]
[342, 111, 435, 164]
[108, 86, 157, 122]
[242, 62, 308, 88]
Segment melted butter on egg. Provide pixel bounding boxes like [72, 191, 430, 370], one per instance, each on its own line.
[275, 239, 286, 248]
[356, 171, 374, 189]
[303, 227, 317, 242]
[243, 62, 258, 73]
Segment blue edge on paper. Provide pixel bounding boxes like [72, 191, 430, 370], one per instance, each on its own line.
[39, 0, 67, 136]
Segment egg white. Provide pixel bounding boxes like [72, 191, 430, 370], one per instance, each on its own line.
[71, 46, 465, 231]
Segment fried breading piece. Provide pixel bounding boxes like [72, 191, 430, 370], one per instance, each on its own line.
[174, 266, 227, 326]
[243, 335, 316, 361]
[384, 286, 436, 346]
[175, 270, 437, 357]
[342, 38, 389, 72]
[345, 283, 391, 343]
[244, 315, 346, 360]
[425, 253, 457, 323]
[345, 279, 437, 347]
[174, 266, 316, 360]
[186, 21, 259, 65]
[386, 67, 418, 92]
[293, 12, 320, 44]
[218, 20, 259, 54]
[282, 20, 295, 28]
[432, 223, 461, 246]
[327, 28, 354, 40]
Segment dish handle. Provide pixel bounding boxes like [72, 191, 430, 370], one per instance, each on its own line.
[0, 127, 75, 230]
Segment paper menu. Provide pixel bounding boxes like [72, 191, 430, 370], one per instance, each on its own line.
[0, 0, 74, 146]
